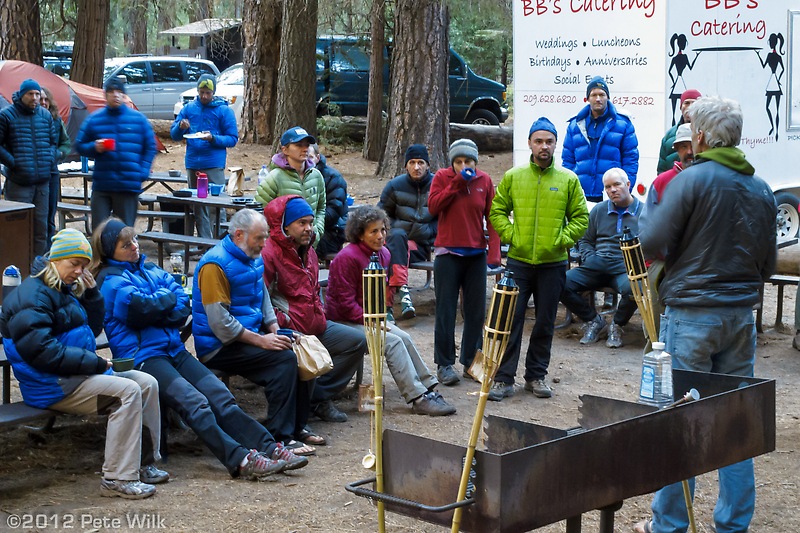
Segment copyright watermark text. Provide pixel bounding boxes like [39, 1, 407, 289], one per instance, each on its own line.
[6, 512, 165, 529]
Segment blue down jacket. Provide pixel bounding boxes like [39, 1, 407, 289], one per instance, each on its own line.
[170, 96, 238, 170]
[0, 92, 57, 186]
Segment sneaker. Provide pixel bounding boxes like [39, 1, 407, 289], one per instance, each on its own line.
[386, 307, 396, 325]
[399, 288, 416, 319]
[100, 478, 156, 499]
[313, 399, 348, 423]
[462, 366, 476, 381]
[270, 442, 309, 471]
[579, 315, 607, 344]
[239, 449, 286, 479]
[606, 322, 624, 348]
[487, 381, 514, 402]
[524, 378, 552, 398]
[412, 391, 457, 416]
[139, 464, 169, 484]
[436, 365, 461, 386]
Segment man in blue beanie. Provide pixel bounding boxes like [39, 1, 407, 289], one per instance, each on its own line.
[0, 78, 58, 255]
[488, 117, 588, 402]
[562, 75, 639, 202]
[171, 73, 238, 238]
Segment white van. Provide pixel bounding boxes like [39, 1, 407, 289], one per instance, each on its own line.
[103, 56, 219, 120]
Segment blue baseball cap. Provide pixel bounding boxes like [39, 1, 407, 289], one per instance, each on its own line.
[280, 127, 316, 147]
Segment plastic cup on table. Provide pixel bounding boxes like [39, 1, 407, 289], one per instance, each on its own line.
[209, 183, 222, 196]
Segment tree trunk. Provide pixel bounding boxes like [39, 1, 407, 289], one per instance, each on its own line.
[157, 1, 177, 55]
[362, 0, 386, 161]
[71, 0, 110, 87]
[125, 0, 149, 55]
[377, 0, 449, 178]
[273, 0, 319, 152]
[190, 0, 214, 50]
[240, 0, 282, 145]
[0, 0, 43, 64]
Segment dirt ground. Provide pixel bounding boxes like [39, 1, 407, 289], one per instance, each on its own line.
[0, 139, 798, 532]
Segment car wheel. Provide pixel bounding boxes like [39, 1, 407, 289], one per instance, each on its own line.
[465, 108, 500, 126]
[775, 192, 800, 240]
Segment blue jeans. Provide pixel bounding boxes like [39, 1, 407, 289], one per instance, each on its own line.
[650, 305, 756, 533]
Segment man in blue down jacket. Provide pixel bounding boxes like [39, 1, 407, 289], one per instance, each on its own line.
[0, 78, 57, 255]
[76, 77, 156, 230]
[171, 74, 239, 238]
[562, 76, 639, 202]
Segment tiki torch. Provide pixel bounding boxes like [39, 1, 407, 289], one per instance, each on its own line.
[620, 227, 659, 342]
[362, 253, 387, 533]
[451, 271, 518, 533]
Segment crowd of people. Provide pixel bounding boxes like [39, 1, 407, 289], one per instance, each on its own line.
[0, 73, 781, 533]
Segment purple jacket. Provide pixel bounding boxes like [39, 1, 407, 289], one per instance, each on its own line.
[325, 241, 390, 323]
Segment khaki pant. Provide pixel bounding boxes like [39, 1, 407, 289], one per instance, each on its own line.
[50, 370, 161, 481]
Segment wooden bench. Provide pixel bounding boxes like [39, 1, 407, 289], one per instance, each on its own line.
[57, 201, 91, 233]
[137, 209, 184, 232]
[138, 231, 218, 274]
[408, 261, 505, 290]
[756, 274, 800, 333]
[0, 346, 59, 429]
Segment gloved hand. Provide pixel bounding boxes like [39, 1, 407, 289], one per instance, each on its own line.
[461, 168, 476, 181]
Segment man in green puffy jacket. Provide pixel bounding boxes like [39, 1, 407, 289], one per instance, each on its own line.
[488, 117, 588, 402]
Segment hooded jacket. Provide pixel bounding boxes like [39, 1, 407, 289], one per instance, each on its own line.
[170, 96, 238, 170]
[325, 241, 390, 324]
[261, 194, 327, 336]
[0, 268, 108, 409]
[640, 147, 777, 307]
[0, 92, 57, 186]
[316, 154, 348, 253]
[377, 171, 438, 247]
[96, 255, 191, 367]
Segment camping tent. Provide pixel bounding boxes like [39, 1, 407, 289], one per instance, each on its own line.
[0, 60, 166, 153]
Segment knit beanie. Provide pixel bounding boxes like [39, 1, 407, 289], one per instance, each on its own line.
[283, 197, 315, 227]
[100, 219, 128, 260]
[528, 117, 558, 139]
[404, 144, 430, 165]
[449, 139, 479, 164]
[197, 73, 216, 93]
[104, 76, 127, 94]
[586, 76, 610, 98]
[19, 79, 41, 95]
[680, 89, 701, 106]
[49, 229, 92, 262]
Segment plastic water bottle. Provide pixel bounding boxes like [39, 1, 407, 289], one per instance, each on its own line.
[258, 165, 269, 187]
[197, 172, 208, 198]
[639, 341, 673, 407]
[3, 265, 21, 301]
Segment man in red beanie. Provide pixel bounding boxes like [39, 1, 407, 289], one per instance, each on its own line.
[657, 89, 701, 173]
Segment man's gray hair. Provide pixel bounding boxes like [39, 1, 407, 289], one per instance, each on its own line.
[687, 96, 743, 148]
[229, 208, 265, 234]
[602, 167, 629, 183]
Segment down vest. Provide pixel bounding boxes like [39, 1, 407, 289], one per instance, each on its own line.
[0, 94, 57, 186]
[75, 105, 156, 193]
[562, 102, 639, 198]
[378, 171, 437, 247]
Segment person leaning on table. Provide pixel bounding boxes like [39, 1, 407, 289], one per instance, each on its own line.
[0, 229, 168, 499]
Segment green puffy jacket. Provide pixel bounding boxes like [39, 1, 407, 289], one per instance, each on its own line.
[489, 159, 588, 265]
[657, 122, 681, 174]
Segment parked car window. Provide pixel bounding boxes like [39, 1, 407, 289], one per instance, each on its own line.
[331, 44, 370, 72]
[185, 62, 217, 82]
[151, 61, 184, 83]
[120, 62, 149, 84]
[217, 64, 244, 85]
[449, 52, 464, 77]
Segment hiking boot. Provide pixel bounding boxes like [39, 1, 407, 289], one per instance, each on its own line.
[270, 443, 309, 471]
[579, 315, 607, 344]
[487, 381, 514, 402]
[606, 322, 624, 348]
[524, 379, 552, 398]
[386, 307, 396, 325]
[139, 464, 169, 484]
[412, 391, 457, 416]
[100, 479, 157, 499]
[313, 399, 348, 423]
[399, 287, 416, 319]
[239, 449, 286, 479]
[436, 365, 461, 386]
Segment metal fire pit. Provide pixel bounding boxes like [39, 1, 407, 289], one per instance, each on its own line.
[346, 369, 775, 532]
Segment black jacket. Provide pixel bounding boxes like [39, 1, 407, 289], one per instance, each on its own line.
[316, 155, 348, 255]
[378, 171, 437, 246]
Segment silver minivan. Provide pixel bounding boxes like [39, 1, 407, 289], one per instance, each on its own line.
[103, 56, 219, 119]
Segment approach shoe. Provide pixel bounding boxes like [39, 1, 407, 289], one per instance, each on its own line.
[270, 443, 309, 471]
[139, 464, 170, 484]
[436, 365, 461, 386]
[313, 399, 348, 423]
[606, 322, 624, 349]
[524, 379, 552, 398]
[579, 315, 607, 345]
[386, 307, 396, 325]
[412, 391, 457, 416]
[399, 290, 416, 319]
[487, 381, 514, 402]
[239, 449, 286, 479]
[100, 478, 157, 499]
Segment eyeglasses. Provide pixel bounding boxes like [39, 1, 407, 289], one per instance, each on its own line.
[121, 236, 138, 250]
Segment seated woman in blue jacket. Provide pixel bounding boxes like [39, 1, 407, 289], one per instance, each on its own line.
[0, 229, 166, 500]
[90, 218, 308, 480]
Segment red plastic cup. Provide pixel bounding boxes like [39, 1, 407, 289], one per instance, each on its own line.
[102, 138, 116, 151]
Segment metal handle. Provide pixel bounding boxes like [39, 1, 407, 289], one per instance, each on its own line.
[346, 477, 475, 513]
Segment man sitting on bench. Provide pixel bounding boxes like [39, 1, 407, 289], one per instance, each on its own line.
[560, 168, 642, 349]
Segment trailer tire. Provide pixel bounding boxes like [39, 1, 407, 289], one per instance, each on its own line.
[775, 192, 800, 240]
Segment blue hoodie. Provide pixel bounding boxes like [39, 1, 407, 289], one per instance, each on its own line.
[170, 96, 238, 170]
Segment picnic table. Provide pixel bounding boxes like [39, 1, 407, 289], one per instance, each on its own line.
[59, 171, 188, 205]
[155, 193, 260, 238]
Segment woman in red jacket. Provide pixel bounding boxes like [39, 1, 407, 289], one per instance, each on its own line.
[427, 139, 501, 386]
